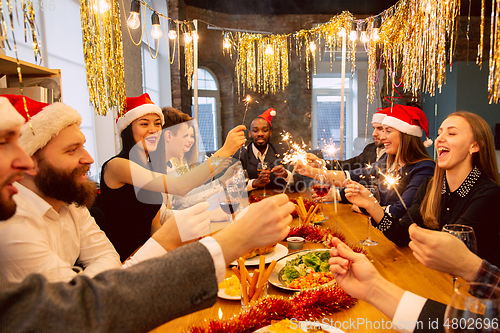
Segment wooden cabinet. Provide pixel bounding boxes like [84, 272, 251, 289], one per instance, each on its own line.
[0, 53, 61, 102]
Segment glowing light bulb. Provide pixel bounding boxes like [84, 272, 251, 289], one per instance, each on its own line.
[360, 31, 369, 43]
[98, 0, 109, 13]
[309, 41, 316, 52]
[151, 12, 162, 40]
[223, 37, 231, 49]
[127, 0, 141, 30]
[192, 31, 199, 41]
[168, 29, 177, 40]
[339, 28, 346, 38]
[372, 28, 380, 41]
[265, 44, 274, 55]
[349, 29, 357, 41]
[127, 12, 140, 29]
[184, 33, 192, 44]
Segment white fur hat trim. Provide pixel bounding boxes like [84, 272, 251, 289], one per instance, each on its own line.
[116, 104, 164, 134]
[372, 113, 386, 124]
[19, 102, 82, 156]
[0, 96, 25, 131]
[382, 116, 423, 137]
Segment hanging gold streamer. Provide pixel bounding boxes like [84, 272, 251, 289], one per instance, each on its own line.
[80, 0, 126, 116]
[488, 0, 500, 103]
[477, 0, 485, 69]
[184, 24, 194, 90]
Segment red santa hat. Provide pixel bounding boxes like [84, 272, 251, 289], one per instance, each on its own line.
[0, 95, 26, 131]
[372, 108, 390, 124]
[3, 94, 82, 156]
[116, 93, 164, 133]
[382, 104, 433, 147]
[258, 108, 276, 126]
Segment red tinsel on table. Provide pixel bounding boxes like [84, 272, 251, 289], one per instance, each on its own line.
[185, 286, 356, 333]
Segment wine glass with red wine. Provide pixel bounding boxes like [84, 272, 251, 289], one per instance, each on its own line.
[311, 174, 329, 221]
[358, 185, 380, 246]
[219, 185, 240, 218]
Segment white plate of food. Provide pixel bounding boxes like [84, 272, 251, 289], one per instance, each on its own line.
[269, 249, 334, 291]
[230, 243, 288, 266]
[217, 275, 241, 300]
[254, 319, 344, 332]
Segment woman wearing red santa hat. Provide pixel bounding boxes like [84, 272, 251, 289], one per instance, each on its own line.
[297, 105, 435, 236]
[99, 93, 245, 260]
[368, 111, 500, 266]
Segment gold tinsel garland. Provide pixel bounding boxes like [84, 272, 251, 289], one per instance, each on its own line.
[488, 0, 500, 103]
[230, 0, 464, 100]
[80, 0, 125, 116]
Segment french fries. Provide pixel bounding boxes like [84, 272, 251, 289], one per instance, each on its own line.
[295, 197, 320, 225]
[234, 256, 276, 306]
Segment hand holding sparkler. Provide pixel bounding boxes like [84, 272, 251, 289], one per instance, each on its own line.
[217, 125, 246, 157]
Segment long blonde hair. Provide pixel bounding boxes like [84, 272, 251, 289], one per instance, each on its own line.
[421, 111, 500, 229]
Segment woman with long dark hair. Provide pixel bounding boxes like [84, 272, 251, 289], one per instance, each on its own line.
[99, 94, 245, 260]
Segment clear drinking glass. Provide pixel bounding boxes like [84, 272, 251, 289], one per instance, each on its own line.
[358, 185, 380, 246]
[442, 224, 477, 291]
[444, 282, 500, 333]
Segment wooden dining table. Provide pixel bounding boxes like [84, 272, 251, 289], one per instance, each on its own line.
[151, 189, 456, 332]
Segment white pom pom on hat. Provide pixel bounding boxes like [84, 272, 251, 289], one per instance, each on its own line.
[258, 108, 276, 126]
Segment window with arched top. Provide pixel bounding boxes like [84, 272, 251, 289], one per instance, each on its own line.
[193, 68, 221, 153]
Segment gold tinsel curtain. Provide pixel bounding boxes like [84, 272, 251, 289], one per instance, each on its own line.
[80, 0, 125, 116]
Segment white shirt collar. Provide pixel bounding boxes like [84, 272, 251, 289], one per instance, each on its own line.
[251, 143, 269, 163]
[14, 182, 66, 219]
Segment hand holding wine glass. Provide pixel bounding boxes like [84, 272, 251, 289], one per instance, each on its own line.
[442, 224, 478, 291]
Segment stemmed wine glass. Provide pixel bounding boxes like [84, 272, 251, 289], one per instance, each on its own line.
[311, 174, 329, 222]
[219, 184, 241, 219]
[442, 224, 477, 291]
[358, 185, 380, 246]
[444, 282, 500, 333]
[257, 161, 269, 197]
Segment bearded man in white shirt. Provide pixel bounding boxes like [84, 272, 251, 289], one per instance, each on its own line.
[0, 94, 295, 331]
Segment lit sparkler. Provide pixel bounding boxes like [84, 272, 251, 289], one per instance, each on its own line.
[379, 170, 414, 224]
[282, 135, 309, 192]
[238, 95, 253, 161]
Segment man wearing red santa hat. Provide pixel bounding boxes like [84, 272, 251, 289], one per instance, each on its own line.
[235, 108, 304, 192]
[0, 94, 294, 331]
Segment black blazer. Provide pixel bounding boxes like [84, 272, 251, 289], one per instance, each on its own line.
[234, 142, 304, 192]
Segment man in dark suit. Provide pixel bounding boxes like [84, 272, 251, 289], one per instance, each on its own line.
[308, 108, 388, 172]
[235, 108, 303, 192]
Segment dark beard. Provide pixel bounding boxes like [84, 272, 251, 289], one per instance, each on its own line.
[0, 198, 16, 221]
[252, 140, 269, 151]
[34, 158, 97, 209]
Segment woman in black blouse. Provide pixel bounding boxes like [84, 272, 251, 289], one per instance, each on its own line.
[347, 111, 500, 265]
